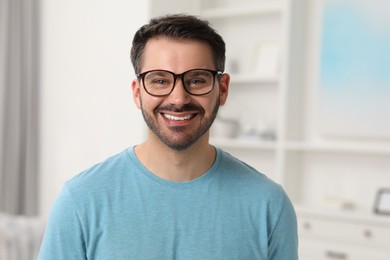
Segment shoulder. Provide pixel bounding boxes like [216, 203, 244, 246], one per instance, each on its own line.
[218, 149, 284, 194]
[216, 148, 297, 237]
[217, 148, 293, 214]
[64, 148, 134, 196]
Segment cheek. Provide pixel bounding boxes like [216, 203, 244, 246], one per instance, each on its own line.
[201, 96, 220, 116]
[139, 94, 164, 114]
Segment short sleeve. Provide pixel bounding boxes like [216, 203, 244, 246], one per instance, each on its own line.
[268, 194, 299, 260]
[38, 186, 87, 260]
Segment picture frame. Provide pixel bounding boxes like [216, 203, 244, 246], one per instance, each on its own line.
[374, 188, 390, 215]
[252, 43, 280, 76]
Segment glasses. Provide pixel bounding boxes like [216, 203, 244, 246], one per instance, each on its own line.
[137, 69, 223, 97]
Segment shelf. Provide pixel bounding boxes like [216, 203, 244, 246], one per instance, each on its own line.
[229, 73, 280, 84]
[211, 137, 277, 150]
[285, 141, 390, 156]
[150, 0, 390, 253]
[211, 139, 390, 156]
[295, 204, 390, 226]
[200, 3, 284, 19]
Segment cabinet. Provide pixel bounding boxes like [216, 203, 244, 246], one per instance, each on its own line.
[149, 0, 390, 258]
[298, 208, 390, 259]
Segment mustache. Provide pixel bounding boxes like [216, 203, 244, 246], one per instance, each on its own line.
[155, 103, 204, 113]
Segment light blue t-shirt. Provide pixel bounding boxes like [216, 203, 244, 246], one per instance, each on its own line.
[39, 147, 298, 260]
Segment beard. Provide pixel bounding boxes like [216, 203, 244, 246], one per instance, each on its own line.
[140, 97, 220, 151]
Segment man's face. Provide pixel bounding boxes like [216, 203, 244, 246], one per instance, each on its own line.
[132, 37, 229, 151]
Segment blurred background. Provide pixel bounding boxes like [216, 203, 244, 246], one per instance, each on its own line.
[0, 0, 389, 259]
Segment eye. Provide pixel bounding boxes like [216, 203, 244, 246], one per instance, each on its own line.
[144, 71, 173, 87]
[152, 79, 170, 85]
[189, 78, 207, 85]
[184, 70, 213, 88]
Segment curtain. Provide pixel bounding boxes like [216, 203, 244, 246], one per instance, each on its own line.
[0, 0, 39, 216]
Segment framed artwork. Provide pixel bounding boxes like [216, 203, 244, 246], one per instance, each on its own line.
[318, 0, 390, 140]
[253, 43, 280, 76]
[374, 189, 390, 215]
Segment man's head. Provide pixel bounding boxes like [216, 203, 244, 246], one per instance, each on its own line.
[131, 14, 229, 151]
[130, 14, 226, 75]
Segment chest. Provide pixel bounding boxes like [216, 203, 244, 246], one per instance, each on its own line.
[84, 187, 269, 259]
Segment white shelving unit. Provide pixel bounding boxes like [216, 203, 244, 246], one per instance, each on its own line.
[229, 73, 280, 85]
[200, 0, 287, 179]
[149, 0, 390, 258]
[200, 2, 284, 19]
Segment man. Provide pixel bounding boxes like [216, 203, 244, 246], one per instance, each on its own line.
[39, 14, 298, 259]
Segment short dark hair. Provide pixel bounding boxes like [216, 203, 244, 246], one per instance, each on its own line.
[130, 14, 226, 74]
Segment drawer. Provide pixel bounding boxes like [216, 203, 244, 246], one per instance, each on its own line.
[300, 238, 390, 260]
[298, 216, 390, 247]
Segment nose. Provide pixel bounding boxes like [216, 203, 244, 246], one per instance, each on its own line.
[166, 78, 191, 105]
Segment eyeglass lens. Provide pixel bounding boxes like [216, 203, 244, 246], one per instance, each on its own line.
[143, 70, 215, 96]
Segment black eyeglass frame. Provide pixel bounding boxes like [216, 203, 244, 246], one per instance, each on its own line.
[136, 69, 223, 97]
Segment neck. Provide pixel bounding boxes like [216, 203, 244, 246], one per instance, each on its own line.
[134, 132, 216, 182]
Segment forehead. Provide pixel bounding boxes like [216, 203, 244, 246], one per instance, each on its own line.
[141, 37, 215, 72]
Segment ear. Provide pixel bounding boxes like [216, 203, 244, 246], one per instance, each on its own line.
[218, 73, 230, 106]
[131, 79, 142, 109]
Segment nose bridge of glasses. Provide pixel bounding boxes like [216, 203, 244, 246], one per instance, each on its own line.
[171, 72, 190, 94]
[171, 71, 183, 84]
[171, 72, 188, 92]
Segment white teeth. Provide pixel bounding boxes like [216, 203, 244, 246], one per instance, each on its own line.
[163, 114, 192, 121]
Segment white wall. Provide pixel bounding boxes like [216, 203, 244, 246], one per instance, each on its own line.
[39, 1, 149, 217]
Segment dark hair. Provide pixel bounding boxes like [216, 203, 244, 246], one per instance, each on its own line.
[130, 14, 226, 74]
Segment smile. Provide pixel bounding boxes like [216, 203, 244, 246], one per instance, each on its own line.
[163, 114, 194, 121]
